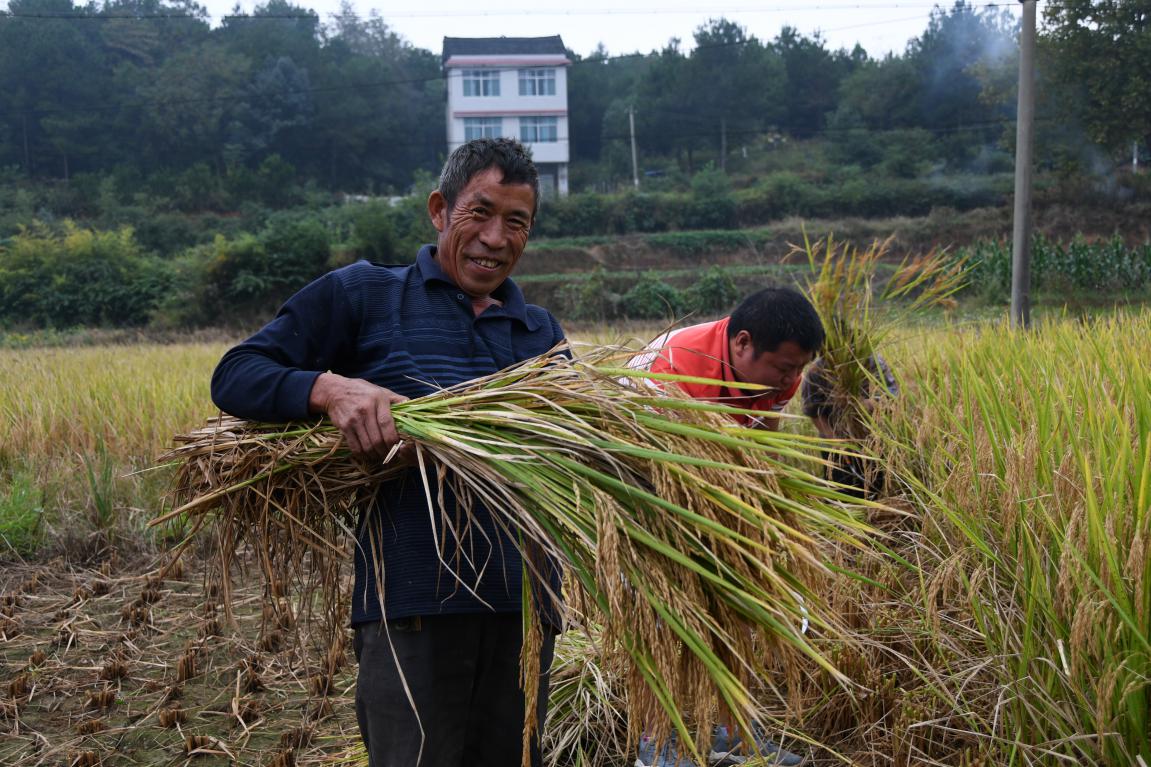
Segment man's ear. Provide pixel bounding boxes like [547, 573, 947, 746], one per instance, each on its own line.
[427, 190, 447, 232]
[731, 329, 755, 358]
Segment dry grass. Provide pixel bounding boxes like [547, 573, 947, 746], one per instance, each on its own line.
[0, 558, 357, 767]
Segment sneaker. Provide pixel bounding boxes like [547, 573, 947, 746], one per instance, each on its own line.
[709, 725, 805, 766]
[635, 734, 702, 767]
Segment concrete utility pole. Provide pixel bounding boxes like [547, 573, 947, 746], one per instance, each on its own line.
[629, 105, 640, 189]
[1011, 0, 1037, 330]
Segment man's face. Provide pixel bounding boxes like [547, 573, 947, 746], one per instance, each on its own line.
[427, 166, 535, 300]
[730, 330, 814, 394]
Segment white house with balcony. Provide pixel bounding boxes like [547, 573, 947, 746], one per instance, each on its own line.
[443, 36, 571, 198]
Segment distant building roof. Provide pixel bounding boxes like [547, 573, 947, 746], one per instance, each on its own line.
[442, 36, 567, 63]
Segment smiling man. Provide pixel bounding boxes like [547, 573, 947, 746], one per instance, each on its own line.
[210, 138, 565, 767]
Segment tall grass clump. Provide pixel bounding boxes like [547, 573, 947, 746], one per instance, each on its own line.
[881, 310, 1151, 764]
[161, 345, 876, 764]
[795, 233, 967, 442]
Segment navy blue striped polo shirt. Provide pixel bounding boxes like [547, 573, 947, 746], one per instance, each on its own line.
[211, 246, 566, 625]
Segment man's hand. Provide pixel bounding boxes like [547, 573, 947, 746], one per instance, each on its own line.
[309, 373, 409, 461]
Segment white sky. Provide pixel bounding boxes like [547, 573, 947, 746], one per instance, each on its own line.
[201, 0, 1023, 59]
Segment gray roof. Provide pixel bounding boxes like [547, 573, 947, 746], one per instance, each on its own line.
[442, 36, 567, 63]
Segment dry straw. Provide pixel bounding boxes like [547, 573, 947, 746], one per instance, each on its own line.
[158, 345, 874, 764]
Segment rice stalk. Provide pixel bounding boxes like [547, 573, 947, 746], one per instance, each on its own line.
[793, 232, 969, 443]
[157, 344, 875, 764]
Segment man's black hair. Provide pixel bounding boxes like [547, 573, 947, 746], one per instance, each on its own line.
[438, 137, 540, 220]
[727, 286, 825, 354]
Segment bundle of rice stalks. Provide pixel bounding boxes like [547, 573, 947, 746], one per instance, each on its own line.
[796, 233, 969, 442]
[542, 623, 629, 767]
[158, 345, 873, 763]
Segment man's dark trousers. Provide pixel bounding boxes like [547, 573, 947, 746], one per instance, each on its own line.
[354, 613, 556, 767]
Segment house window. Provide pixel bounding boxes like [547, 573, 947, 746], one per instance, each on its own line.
[464, 117, 503, 141]
[462, 69, 500, 97]
[519, 116, 558, 143]
[518, 68, 556, 96]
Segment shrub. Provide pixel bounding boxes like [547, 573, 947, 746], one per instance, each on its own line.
[350, 201, 402, 263]
[556, 267, 622, 322]
[0, 221, 170, 328]
[621, 273, 685, 320]
[685, 266, 740, 315]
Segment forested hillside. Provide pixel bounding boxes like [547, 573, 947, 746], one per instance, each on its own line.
[1, 0, 1149, 330]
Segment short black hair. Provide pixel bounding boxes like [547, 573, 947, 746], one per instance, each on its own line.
[438, 137, 540, 220]
[727, 286, 825, 354]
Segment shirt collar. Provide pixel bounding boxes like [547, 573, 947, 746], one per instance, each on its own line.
[415, 245, 538, 331]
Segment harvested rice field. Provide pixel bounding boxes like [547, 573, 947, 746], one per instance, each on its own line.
[3, 305, 1151, 766]
[0, 558, 358, 767]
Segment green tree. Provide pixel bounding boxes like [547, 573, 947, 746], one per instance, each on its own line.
[1043, 0, 1151, 154]
[686, 19, 782, 170]
[772, 27, 859, 138]
[0, 0, 110, 178]
[905, 1, 1017, 164]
